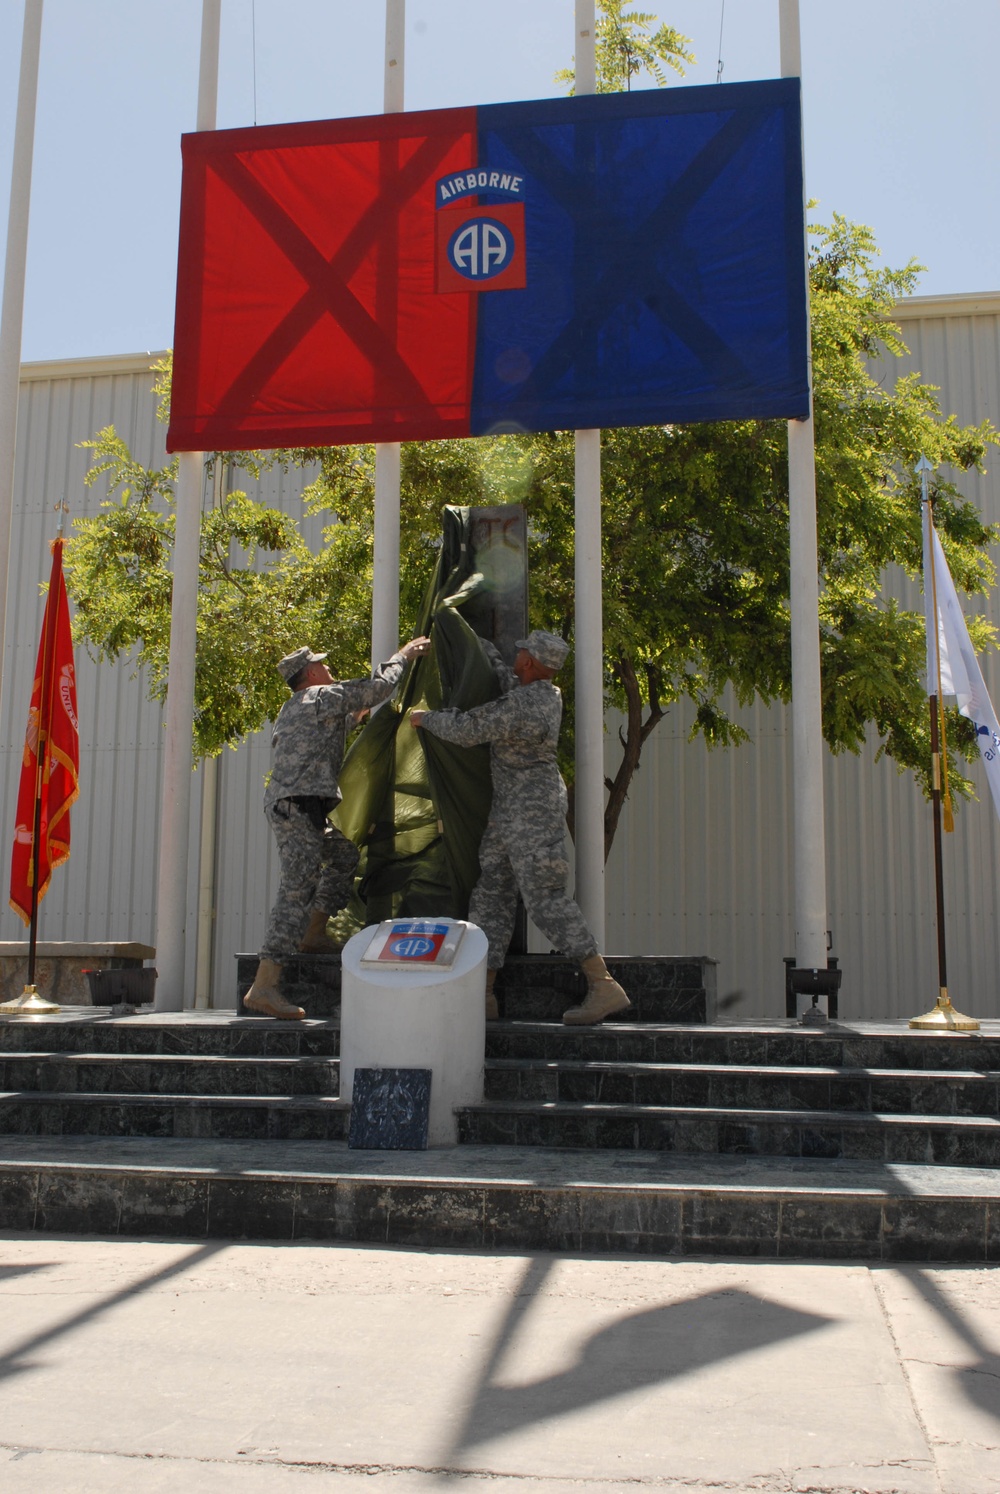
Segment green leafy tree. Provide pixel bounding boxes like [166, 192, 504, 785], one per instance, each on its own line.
[556, 0, 695, 93]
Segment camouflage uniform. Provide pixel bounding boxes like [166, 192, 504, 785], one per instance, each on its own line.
[260, 656, 407, 962]
[420, 641, 597, 970]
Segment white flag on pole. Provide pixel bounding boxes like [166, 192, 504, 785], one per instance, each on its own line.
[923, 501, 1000, 822]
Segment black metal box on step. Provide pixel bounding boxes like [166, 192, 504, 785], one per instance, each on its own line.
[83, 968, 157, 1005]
[784, 956, 840, 1019]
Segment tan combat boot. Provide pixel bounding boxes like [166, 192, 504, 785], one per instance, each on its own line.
[299, 908, 339, 954]
[562, 954, 631, 1025]
[485, 968, 499, 1022]
[243, 959, 305, 1020]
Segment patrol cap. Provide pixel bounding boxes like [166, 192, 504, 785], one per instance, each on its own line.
[515, 629, 569, 671]
[277, 646, 327, 684]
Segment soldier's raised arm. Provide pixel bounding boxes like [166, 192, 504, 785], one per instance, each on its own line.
[336, 636, 430, 716]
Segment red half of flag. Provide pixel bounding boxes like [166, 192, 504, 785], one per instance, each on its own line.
[168, 109, 481, 451]
[9, 538, 80, 925]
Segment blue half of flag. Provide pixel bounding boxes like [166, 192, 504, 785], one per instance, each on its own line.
[471, 79, 809, 435]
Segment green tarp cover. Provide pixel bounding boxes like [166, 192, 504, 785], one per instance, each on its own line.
[333, 507, 506, 922]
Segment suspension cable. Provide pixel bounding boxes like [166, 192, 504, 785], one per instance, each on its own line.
[716, 0, 726, 82]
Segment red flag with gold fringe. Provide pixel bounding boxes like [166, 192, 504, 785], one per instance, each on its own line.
[9, 538, 79, 924]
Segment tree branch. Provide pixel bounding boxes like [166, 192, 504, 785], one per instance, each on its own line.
[594, 658, 669, 860]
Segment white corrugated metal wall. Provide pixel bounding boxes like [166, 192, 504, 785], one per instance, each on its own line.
[3, 292, 999, 1016]
[0, 353, 325, 1004]
[0, 355, 179, 966]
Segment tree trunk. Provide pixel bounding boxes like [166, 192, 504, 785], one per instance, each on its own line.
[602, 657, 664, 860]
[566, 657, 666, 861]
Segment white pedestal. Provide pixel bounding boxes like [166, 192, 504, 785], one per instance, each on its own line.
[340, 921, 487, 1146]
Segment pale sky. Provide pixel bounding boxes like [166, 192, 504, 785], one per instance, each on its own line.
[1, 0, 997, 364]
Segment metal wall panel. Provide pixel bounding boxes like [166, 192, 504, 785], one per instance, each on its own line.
[606, 686, 1000, 1021]
[0, 359, 197, 990]
[6, 294, 1000, 1016]
[210, 730, 274, 1004]
[0, 356, 319, 1004]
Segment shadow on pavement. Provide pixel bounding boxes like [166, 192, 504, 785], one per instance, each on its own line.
[0, 1263, 57, 1283]
[444, 1254, 835, 1463]
[0, 1241, 225, 1387]
[904, 1265, 1000, 1428]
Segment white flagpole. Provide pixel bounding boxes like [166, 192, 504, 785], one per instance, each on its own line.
[573, 0, 606, 945]
[779, 0, 830, 1010]
[371, 0, 405, 669]
[0, 0, 45, 726]
[153, 0, 221, 1011]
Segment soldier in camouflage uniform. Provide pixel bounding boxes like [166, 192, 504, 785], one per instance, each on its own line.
[245, 637, 430, 1020]
[411, 629, 630, 1026]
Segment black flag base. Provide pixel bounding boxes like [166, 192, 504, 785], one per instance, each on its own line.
[0, 982, 60, 1017]
[909, 988, 980, 1032]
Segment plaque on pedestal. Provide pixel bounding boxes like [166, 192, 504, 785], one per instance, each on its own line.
[348, 1067, 432, 1150]
[360, 919, 465, 970]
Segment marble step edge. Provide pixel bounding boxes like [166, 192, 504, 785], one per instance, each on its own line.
[2, 1015, 998, 1041]
[0, 1052, 339, 1069]
[3, 1020, 1000, 1070]
[1, 1067, 996, 1113]
[0, 1016, 342, 1030]
[0, 1090, 349, 1112]
[493, 1019, 1000, 1038]
[485, 1059, 1000, 1082]
[0, 1025, 342, 1057]
[3, 1014, 997, 1034]
[4, 1060, 996, 1114]
[490, 1023, 1000, 1049]
[457, 1100, 1000, 1131]
[0, 1151, 997, 1261]
[2, 1138, 1000, 1196]
[2, 1053, 998, 1084]
[4, 1089, 1000, 1133]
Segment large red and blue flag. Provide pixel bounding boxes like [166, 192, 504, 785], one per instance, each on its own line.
[167, 79, 809, 453]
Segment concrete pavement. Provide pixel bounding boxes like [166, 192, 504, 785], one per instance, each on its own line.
[0, 1233, 997, 1493]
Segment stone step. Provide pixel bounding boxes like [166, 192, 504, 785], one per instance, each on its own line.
[484, 1059, 1000, 1115]
[235, 953, 717, 1023]
[0, 1135, 997, 1262]
[487, 1021, 1000, 1071]
[0, 1015, 341, 1057]
[490, 957, 717, 1023]
[0, 1053, 340, 1097]
[7, 1048, 995, 1117]
[7, 1013, 999, 1076]
[0, 1091, 350, 1141]
[456, 1100, 1000, 1167]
